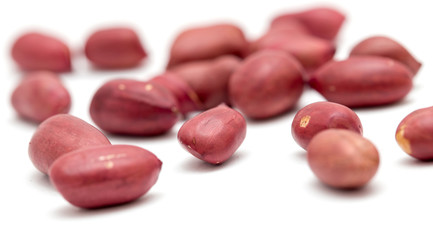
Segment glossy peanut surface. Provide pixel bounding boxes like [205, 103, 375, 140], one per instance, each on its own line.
[396, 106, 433, 160]
[49, 145, 162, 208]
[292, 101, 363, 150]
[178, 104, 246, 164]
[167, 23, 248, 68]
[229, 50, 304, 119]
[90, 79, 179, 136]
[309, 56, 413, 107]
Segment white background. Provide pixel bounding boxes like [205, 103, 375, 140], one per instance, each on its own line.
[1, 0, 433, 239]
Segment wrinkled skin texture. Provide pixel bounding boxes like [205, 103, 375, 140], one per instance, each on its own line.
[396, 107, 433, 160]
[167, 24, 248, 68]
[229, 50, 304, 119]
[29, 114, 111, 174]
[292, 101, 363, 150]
[309, 56, 413, 107]
[149, 72, 201, 115]
[49, 145, 162, 209]
[307, 129, 380, 189]
[250, 32, 335, 72]
[11, 71, 71, 123]
[271, 7, 345, 41]
[178, 104, 246, 164]
[90, 79, 179, 136]
[350, 36, 422, 75]
[85, 27, 147, 69]
[170, 55, 241, 110]
[11, 32, 71, 72]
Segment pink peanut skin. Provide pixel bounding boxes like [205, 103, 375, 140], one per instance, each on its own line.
[309, 56, 413, 107]
[178, 104, 246, 164]
[170, 55, 241, 110]
[292, 101, 363, 150]
[11, 32, 71, 72]
[271, 7, 346, 41]
[350, 36, 422, 75]
[90, 79, 179, 136]
[250, 32, 335, 72]
[167, 23, 248, 68]
[149, 72, 202, 115]
[85, 27, 147, 69]
[307, 129, 380, 189]
[49, 145, 162, 209]
[396, 106, 433, 160]
[229, 50, 304, 119]
[29, 114, 111, 174]
[11, 71, 71, 123]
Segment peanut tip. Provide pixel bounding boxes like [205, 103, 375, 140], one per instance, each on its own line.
[396, 125, 412, 154]
[300, 115, 311, 128]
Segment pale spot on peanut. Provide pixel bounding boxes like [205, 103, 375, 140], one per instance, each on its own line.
[145, 84, 153, 91]
[105, 161, 114, 169]
[396, 124, 412, 154]
[171, 106, 179, 114]
[192, 137, 196, 145]
[118, 84, 126, 90]
[328, 85, 336, 92]
[98, 153, 126, 161]
[387, 59, 395, 67]
[300, 115, 311, 128]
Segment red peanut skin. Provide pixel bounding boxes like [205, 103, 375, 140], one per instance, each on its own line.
[170, 55, 241, 110]
[229, 50, 304, 119]
[49, 145, 162, 209]
[309, 56, 413, 107]
[85, 27, 147, 69]
[292, 101, 363, 150]
[248, 20, 309, 55]
[250, 32, 335, 72]
[396, 107, 433, 160]
[167, 24, 248, 68]
[350, 36, 422, 75]
[11, 71, 71, 123]
[90, 79, 179, 136]
[307, 129, 379, 189]
[11, 32, 71, 72]
[149, 72, 202, 115]
[28, 114, 111, 174]
[271, 7, 345, 41]
[178, 104, 246, 164]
